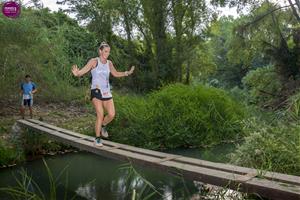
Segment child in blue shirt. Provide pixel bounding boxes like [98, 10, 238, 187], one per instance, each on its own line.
[20, 75, 37, 119]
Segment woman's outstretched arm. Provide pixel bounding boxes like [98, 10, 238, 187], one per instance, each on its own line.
[72, 58, 97, 77]
[109, 60, 135, 78]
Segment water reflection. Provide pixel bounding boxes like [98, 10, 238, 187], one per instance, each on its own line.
[110, 174, 127, 200]
[162, 185, 173, 200]
[76, 182, 97, 200]
[0, 151, 247, 200]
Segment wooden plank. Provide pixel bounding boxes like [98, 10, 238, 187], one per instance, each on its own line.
[174, 156, 256, 175]
[161, 160, 244, 183]
[20, 120, 248, 181]
[235, 172, 257, 182]
[244, 177, 300, 200]
[161, 160, 300, 200]
[28, 119, 167, 157]
[19, 120, 84, 143]
[17, 120, 300, 200]
[21, 120, 300, 185]
[107, 148, 162, 163]
[27, 119, 176, 159]
[19, 120, 168, 165]
[263, 171, 300, 186]
[102, 140, 168, 158]
[174, 157, 300, 186]
[157, 155, 183, 163]
[19, 120, 162, 164]
[27, 120, 275, 179]
[23, 121, 248, 184]
[27, 119, 91, 139]
[19, 120, 116, 148]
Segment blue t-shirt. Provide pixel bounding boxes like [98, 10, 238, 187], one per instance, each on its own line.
[21, 82, 36, 99]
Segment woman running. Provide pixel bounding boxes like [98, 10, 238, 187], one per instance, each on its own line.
[71, 42, 135, 147]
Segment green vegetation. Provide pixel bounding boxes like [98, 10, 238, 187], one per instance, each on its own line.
[0, 140, 21, 166]
[242, 65, 282, 107]
[0, 159, 74, 200]
[111, 84, 246, 149]
[230, 118, 300, 176]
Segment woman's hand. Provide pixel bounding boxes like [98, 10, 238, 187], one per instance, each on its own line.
[128, 66, 135, 75]
[72, 65, 79, 77]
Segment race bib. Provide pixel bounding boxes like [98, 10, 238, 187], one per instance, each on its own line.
[23, 94, 31, 99]
[100, 86, 112, 98]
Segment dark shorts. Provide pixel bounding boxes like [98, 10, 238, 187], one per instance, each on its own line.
[91, 89, 112, 101]
[22, 99, 33, 107]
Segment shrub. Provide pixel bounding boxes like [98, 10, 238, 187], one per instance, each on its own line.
[0, 140, 19, 166]
[242, 65, 281, 107]
[110, 83, 246, 149]
[230, 118, 300, 176]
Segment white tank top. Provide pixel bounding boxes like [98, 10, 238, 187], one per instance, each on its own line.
[91, 57, 112, 98]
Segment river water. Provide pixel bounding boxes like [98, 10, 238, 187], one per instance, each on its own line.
[0, 143, 240, 200]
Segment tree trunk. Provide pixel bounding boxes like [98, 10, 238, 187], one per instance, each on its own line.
[120, 0, 134, 58]
[294, 0, 300, 11]
[185, 58, 191, 84]
[288, 0, 300, 22]
[171, 0, 186, 82]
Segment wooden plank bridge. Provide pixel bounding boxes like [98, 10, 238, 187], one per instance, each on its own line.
[17, 119, 300, 200]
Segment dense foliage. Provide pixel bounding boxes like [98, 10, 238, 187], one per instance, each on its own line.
[110, 84, 246, 149]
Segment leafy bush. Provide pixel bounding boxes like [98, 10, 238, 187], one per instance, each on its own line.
[242, 65, 281, 107]
[110, 93, 150, 147]
[0, 9, 96, 103]
[110, 83, 246, 149]
[230, 118, 300, 176]
[0, 140, 19, 166]
[36, 68, 87, 103]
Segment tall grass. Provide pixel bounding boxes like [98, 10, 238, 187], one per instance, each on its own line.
[0, 159, 74, 200]
[285, 91, 300, 121]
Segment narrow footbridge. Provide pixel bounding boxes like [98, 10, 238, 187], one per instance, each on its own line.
[17, 119, 300, 200]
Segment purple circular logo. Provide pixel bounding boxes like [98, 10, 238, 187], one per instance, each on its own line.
[2, 1, 21, 18]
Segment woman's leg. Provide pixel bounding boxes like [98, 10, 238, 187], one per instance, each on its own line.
[102, 99, 115, 126]
[92, 98, 104, 137]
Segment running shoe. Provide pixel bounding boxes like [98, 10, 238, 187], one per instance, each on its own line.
[101, 125, 109, 138]
[94, 137, 103, 147]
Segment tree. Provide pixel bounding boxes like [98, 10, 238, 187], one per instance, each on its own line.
[235, 1, 300, 101]
[170, 0, 209, 83]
